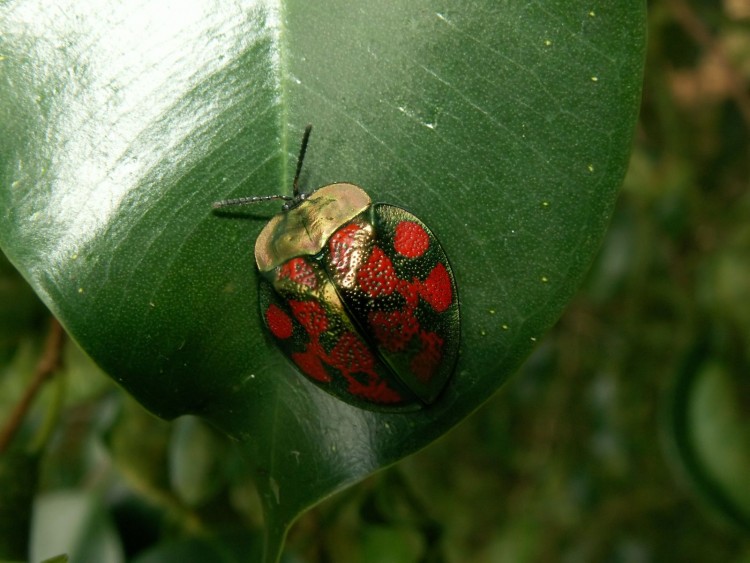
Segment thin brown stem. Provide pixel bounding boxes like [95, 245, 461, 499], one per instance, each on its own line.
[0, 318, 65, 454]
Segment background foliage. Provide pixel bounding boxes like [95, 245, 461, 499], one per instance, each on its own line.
[1, 1, 749, 562]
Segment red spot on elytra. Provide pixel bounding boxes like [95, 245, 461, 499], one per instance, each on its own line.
[292, 349, 331, 382]
[328, 333, 404, 403]
[279, 257, 318, 289]
[410, 330, 444, 383]
[369, 309, 419, 353]
[329, 332, 375, 373]
[420, 263, 453, 312]
[394, 221, 430, 258]
[356, 246, 398, 297]
[275, 297, 405, 405]
[265, 304, 293, 339]
[289, 300, 328, 337]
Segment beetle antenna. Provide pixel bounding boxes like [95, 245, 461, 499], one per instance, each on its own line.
[212, 194, 293, 209]
[212, 125, 313, 210]
[292, 124, 313, 197]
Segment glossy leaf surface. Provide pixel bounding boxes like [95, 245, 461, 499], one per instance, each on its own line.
[0, 0, 646, 555]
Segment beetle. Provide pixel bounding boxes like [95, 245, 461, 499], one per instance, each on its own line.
[213, 126, 459, 411]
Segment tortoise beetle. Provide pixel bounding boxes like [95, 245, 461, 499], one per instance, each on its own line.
[213, 126, 460, 412]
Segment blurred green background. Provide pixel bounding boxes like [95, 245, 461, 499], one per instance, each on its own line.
[1, 2, 749, 561]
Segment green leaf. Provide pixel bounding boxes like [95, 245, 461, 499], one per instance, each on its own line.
[665, 338, 750, 532]
[1, 1, 645, 559]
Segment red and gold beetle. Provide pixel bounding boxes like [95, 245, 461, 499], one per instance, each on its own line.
[214, 126, 460, 412]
